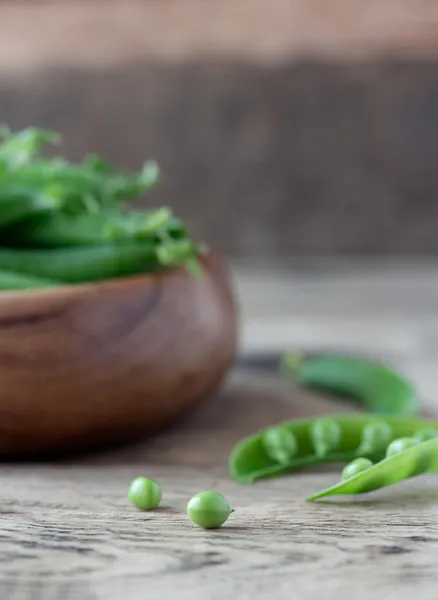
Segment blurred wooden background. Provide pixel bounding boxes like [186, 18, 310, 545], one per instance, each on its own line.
[1, 1, 438, 258]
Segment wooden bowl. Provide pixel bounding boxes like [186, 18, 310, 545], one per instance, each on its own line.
[0, 252, 238, 457]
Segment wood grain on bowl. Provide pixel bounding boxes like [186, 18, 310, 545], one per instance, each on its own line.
[0, 253, 238, 456]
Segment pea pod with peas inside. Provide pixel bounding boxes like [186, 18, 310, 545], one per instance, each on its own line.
[281, 352, 419, 416]
[307, 435, 438, 501]
[228, 414, 438, 484]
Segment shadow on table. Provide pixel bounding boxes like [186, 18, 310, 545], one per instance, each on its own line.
[84, 372, 360, 466]
[6, 366, 436, 467]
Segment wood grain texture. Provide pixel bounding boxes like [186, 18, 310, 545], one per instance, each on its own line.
[1, 259, 438, 600]
[0, 374, 437, 600]
[0, 253, 238, 456]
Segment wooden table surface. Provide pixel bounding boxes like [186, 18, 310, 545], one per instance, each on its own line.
[2, 258, 438, 600]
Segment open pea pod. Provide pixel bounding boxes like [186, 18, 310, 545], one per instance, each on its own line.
[307, 436, 438, 501]
[229, 414, 438, 484]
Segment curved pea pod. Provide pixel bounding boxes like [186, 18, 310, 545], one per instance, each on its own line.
[0, 186, 62, 230]
[228, 414, 438, 484]
[281, 352, 418, 416]
[0, 242, 161, 283]
[8, 239, 201, 284]
[0, 268, 61, 290]
[3, 208, 172, 248]
[307, 437, 438, 501]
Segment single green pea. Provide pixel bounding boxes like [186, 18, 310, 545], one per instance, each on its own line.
[310, 418, 341, 458]
[385, 437, 419, 459]
[186, 491, 234, 529]
[341, 457, 373, 481]
[414, 428, 438, 443]
[128, 477, 162, 510]
[263, 427, 298, 464]
[356, 421, 393, 456]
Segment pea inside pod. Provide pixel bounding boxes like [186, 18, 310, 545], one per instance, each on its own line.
[307, 437, 438, 501]
[263, 427, 298, 464]
[356, 421, 393, 456]
[310, 418, 341, 458]
[342, 458, 373, 481]
[385, 437, 419, 459]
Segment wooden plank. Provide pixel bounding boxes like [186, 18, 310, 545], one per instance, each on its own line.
[0, 373, 437, 600]
[0, 0, 437, 75]
[1, 461, 438, 600]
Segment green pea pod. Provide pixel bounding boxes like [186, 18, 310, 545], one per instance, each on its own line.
[4, 208, 172, 247]
[228, 414, 438, 484]
[0, 268, 61, 290]
[307, 437, 438, 501]
[0, 242, 165, 283]
[0, 156, 160, 211]
[281, 352, 418, 416]
[0, 187, 60, 230]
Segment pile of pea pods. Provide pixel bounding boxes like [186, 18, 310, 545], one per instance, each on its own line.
[0, 125, 203, 290]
